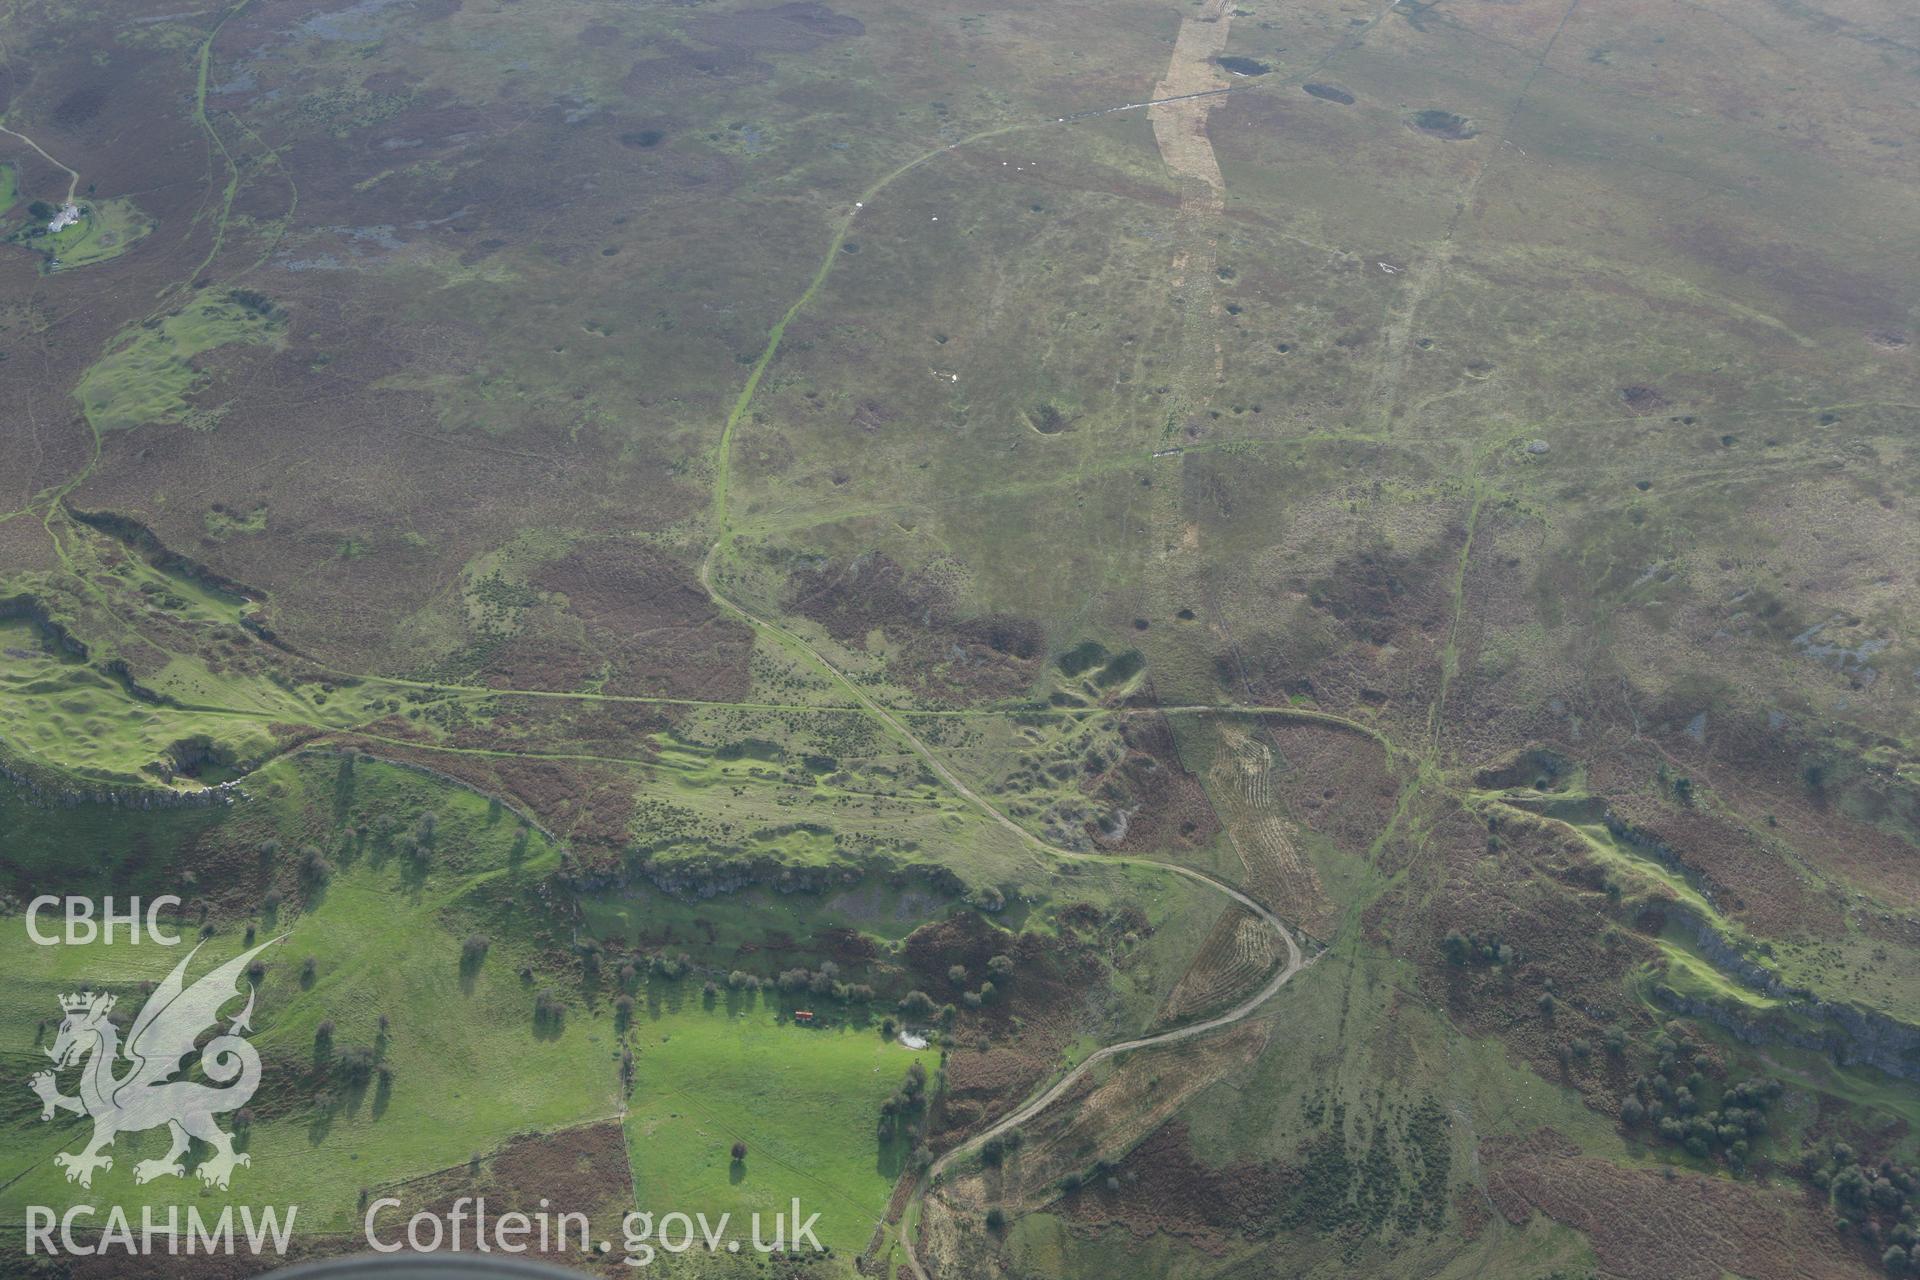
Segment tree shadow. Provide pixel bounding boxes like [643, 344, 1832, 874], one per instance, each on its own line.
[331, 755, 356, 826]
[876, 1124, 910, 1179]
[459, 947, 485, 996]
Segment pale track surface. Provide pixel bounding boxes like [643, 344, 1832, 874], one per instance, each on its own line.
[884, 6, 1323, 1274]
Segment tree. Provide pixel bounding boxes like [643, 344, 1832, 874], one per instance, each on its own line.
[731, 1141, 748, 1162]
[1443, 931, 1470, 965]
[948, 964, 969, 987]
[462, 933, 490, 964]
[1884, 1245, 1911, 1277]
[987, 955, 1014, 979]
[899, 990, 936, 1017]
[301, 847, 334, 887]
[1620, 1097, 1646, 1128]
[985, 1207, 1005, 1232]
[336, 1046, 376, 1086]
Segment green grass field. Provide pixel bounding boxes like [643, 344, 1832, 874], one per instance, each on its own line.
[40, 197, 154, 272]
[0, 755, 623, 1229]
[76, 289, 285, 432]
[625, 1000, 926, 1256]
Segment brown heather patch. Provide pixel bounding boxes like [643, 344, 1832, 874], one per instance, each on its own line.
[1085, 709, 1221, 854]
[1059, 1120, 1290, 1252]
[784, 554, 1045, 705]
[1485, 1128, 1870, 1280]
[512, 540, 753, 703]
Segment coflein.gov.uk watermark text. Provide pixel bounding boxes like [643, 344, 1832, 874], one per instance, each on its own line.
[26, 1198, 825, 1266]
[365, 1197, 826, 1267]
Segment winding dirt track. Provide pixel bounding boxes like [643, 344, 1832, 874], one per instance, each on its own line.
[690, 8, 1311, 1275]
[697, 550, 1314, 1280]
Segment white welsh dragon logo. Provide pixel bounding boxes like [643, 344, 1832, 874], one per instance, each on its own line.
[30, 938, 279, 1190]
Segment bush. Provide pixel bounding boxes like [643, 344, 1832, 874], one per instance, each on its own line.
[335, 1046, 376, 1086]
[987, 955, 1014, 979]
[462, 934, 490, 963]
[948, 964, 969, 986]
[300, 848, 334, 886]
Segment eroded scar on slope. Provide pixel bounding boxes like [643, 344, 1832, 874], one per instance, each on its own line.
[1148, 0, 1233, 417]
